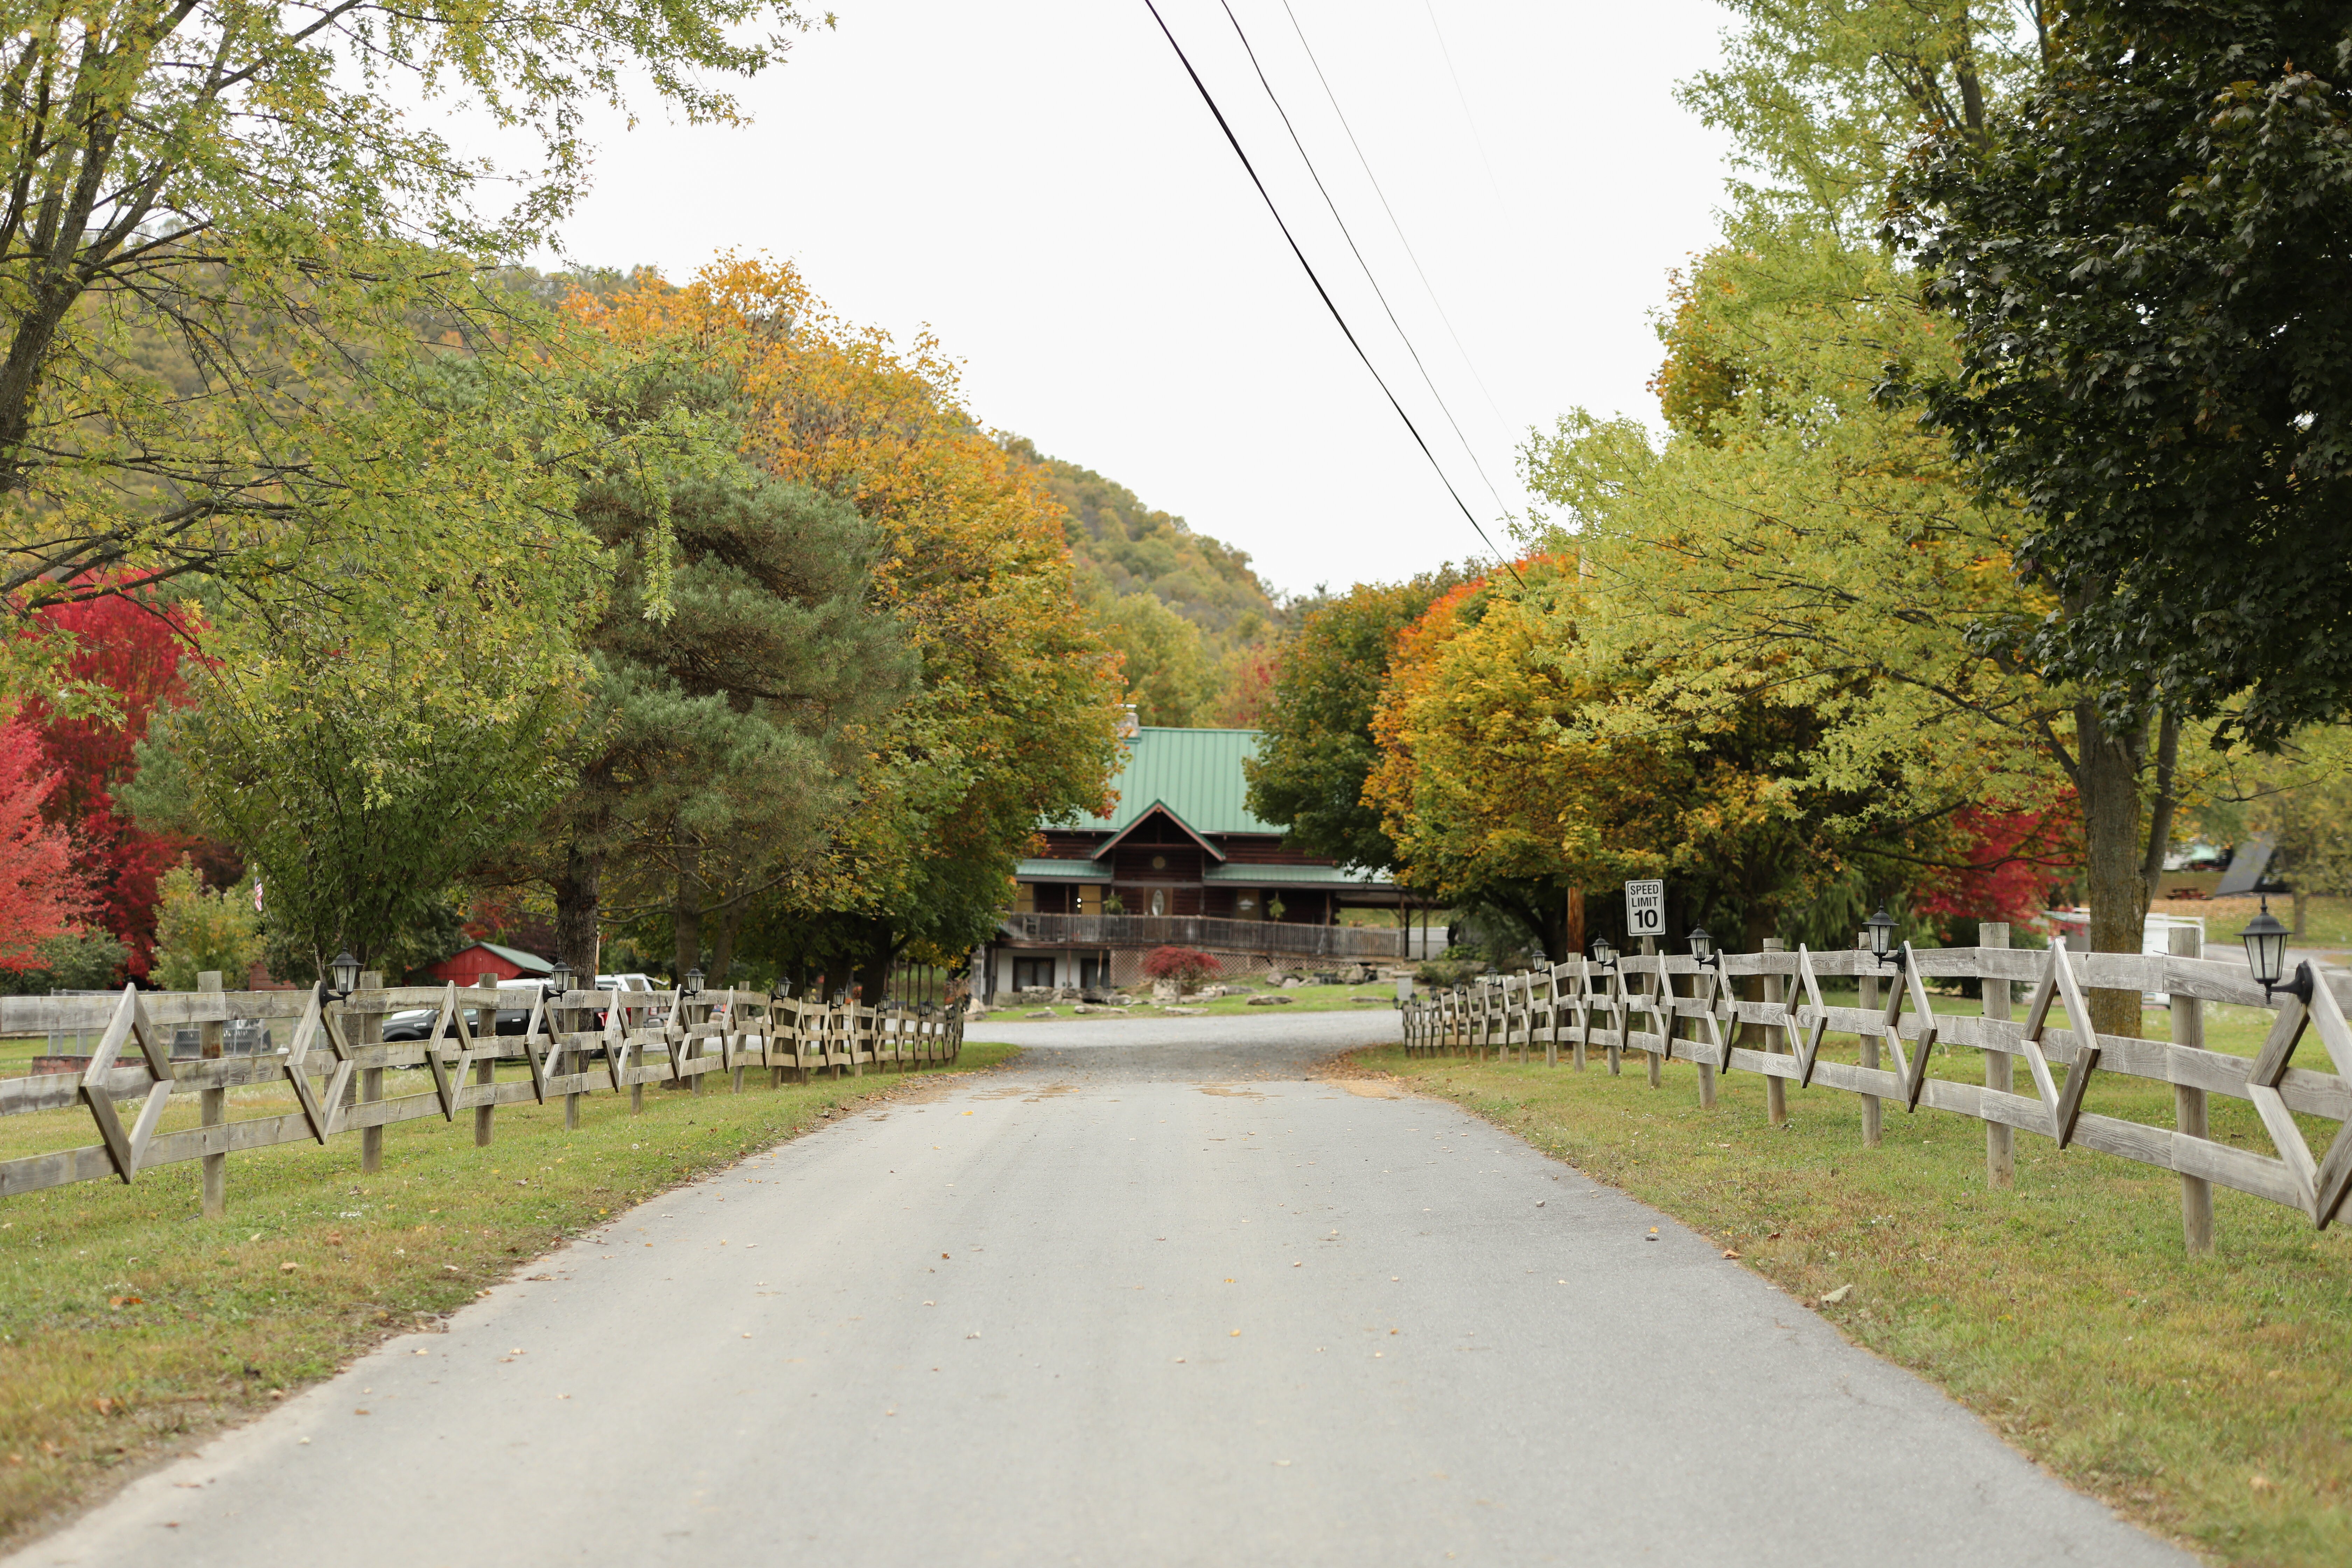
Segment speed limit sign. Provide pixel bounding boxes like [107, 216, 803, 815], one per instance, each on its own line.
[1624, 880, 1666, 940]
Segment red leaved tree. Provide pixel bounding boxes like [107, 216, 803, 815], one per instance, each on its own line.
[1914, 796, 2080, 931]
[16, 587, 205, 977]
[0, 721, 93, 970]
[1140, 945, 1220, 994]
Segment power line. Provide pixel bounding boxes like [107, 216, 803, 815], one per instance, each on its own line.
[1420, 0, 1507, 214]
[1212, 0, 1515, 523]
[1276, 0, 1511, 433]
[1137, 0, 1520, 582]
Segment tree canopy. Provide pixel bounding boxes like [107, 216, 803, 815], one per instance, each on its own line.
[1893, 0, 2352, 749]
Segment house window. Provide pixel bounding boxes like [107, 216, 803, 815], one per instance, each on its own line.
[1011, 882, 1036, 913]
[1011, 957, 1055, 990]
[1236, 891, 1261, 920]
[1150, 888, 1167, 917]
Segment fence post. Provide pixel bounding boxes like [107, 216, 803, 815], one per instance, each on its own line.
[1695, 960, 1717, 1108]
[2170, 921, 2213, 1253]
[1641, 936, 1662, 1089]
[358, 972, 385, 1171]
[1983, 922, 2013, 1187]
[1762, 938, 1788, 1126]
[559, 980, 582, 1131]
[473, 974, 498, 1147]
[1856, 939, 1881, 1148]
[1545, 964, 1561, 1069]
[198, 971, 225, 1218]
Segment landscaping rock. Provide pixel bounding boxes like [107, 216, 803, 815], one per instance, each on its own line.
[1160, 1005, 1206, 1016]
[1247, 994, 1295, 1006]
[1026, 1008, 1058, 1019]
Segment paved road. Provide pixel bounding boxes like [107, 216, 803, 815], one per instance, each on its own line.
[15, 1015, 2191, 1568]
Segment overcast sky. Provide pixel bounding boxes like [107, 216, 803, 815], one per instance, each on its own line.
[544, 0, 1737, 597]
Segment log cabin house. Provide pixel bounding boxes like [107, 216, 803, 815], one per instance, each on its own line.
[980, 724, 1414, 998]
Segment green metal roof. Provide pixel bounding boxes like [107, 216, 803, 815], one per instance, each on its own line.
[1202, 863, 1394, 886]
[1070, 727, 1279, 836]
[1014, 858, 1111, 881]
[475, 941, 552, 974]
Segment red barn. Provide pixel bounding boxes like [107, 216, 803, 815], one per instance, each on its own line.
[427, 941, 553, 985]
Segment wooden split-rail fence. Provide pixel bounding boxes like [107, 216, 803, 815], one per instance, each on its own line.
[1400, 923, 2352, 1252]
[0, 975, 964, 1214]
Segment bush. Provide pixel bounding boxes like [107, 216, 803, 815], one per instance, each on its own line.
[1415, 957, 1481, 989]
[152, 860, 265, 991]
[1140, 946, 1219, 993]
[0, 932, 130, 994]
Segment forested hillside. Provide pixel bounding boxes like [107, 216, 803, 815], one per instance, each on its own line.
[1001, 436, 1280, 727]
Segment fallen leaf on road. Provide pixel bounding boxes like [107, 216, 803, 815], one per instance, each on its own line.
[1723, 1250, 1742, 1260]
[1820, 1284, 1853, 1305]
[1230, 1329, 1241, 1337]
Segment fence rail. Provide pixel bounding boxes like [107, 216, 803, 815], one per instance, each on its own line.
[1399, 932, 2352, 1246]
[997, 911, 1405, 958]
[0, 978, 964, 1212]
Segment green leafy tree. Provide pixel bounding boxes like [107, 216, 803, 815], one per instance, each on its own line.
[1244, 569, 1468, 872]
[150, 860, 264, 991]
[1091, 590, 1213, 726]
[132, 548, 600, 979]
[0, 0, 819, 703]
[1894, 0, 2352, 749]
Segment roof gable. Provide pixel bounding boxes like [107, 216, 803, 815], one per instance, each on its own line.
[1092, 801, 1227, 862]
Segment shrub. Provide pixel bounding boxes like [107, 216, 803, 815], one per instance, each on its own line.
[1140, 946, 1219, 993]
[152, 860, 265, 991]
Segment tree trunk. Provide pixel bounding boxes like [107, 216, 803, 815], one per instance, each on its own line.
[551, 844, 603, 981]
[2077, 701, 2150, 1038]
[710, 904, 748, 989]
[855, 917, 897, 1003]
[673, 853, 704, 983]
[2293, 888, 2309, 938]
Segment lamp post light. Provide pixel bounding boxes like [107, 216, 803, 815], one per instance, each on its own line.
[1864, 905, 1904, 969]
[1589, 934, 1617, 972]
[321, 950, 361, 1006]
[1687, 925, 1720, 971]
[545, 960, 573, 1002]
[2240, 896, 2313, 1004]
[682, 967, 705, 998]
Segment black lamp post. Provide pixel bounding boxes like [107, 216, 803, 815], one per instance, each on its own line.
[321, 950, 361, 1004]
[1687, 925, 1720, 971]
[1589, 934, 1617, 972]
[545, 960, 573, 1002]
[1864, 906, 1904, 969]
[2240, 896, 2312, 1004]
[682, 967, 705, 998]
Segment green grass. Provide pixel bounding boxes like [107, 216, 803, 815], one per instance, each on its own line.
[0, 1044, 1017, 1550]
[1351, 1016, 2352, 1568]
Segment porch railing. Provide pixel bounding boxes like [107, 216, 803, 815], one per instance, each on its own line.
[995, 911, 1406, 959]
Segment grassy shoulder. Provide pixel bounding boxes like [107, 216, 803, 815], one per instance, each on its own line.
[0, 1044, 1018, 1549]
[1348, 1036, 2352, 1568]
